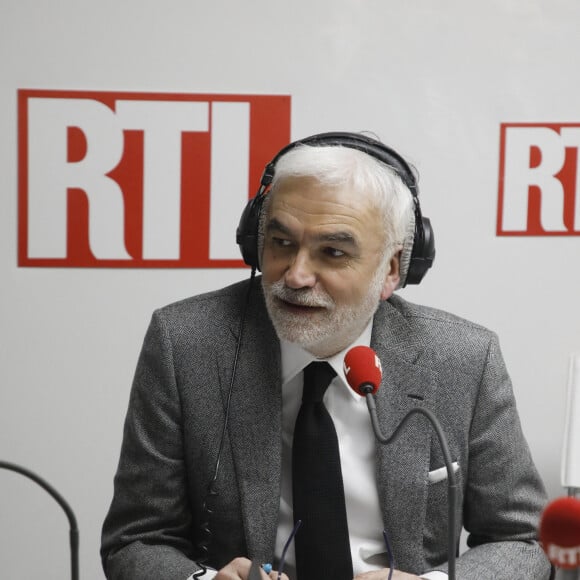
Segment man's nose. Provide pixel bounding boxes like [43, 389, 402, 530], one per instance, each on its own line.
[284, 250, 316, 289]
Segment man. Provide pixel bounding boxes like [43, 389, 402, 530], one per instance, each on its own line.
[101, 133, 551, 579]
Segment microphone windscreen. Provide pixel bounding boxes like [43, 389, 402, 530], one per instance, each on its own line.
[343, 346, 382, 396]
[539, 496, 580, 569]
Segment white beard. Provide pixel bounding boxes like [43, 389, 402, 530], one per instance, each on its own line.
[262, 260, 388, 357]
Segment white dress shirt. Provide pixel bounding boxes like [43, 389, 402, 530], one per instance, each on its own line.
[273, 323, 447, 580]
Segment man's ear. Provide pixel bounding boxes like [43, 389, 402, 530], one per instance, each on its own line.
[380, 252, 401, 301]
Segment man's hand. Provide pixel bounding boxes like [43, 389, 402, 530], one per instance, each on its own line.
[215, 557, 288, 580]
[354, 569, 421, 580]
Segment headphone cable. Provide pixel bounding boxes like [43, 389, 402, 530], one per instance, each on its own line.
[193, 268, 257, 577]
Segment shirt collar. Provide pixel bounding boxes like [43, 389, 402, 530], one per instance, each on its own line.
[280, 319, 374, 401]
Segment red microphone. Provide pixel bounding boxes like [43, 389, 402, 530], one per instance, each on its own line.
[343, 345, 382, 395]
[540, 496, 580, 576]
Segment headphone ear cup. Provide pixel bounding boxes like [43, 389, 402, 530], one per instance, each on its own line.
[405, 216, 435, 286]
[236, 194, 264, 270]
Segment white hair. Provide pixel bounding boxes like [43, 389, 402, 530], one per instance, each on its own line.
[260, 144, 416, 287]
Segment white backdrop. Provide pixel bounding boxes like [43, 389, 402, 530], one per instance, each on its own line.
[1, 1, 579, 578]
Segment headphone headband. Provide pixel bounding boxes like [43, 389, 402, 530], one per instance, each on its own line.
[236, 131, 435, 286]
[260, 132, 418, 195]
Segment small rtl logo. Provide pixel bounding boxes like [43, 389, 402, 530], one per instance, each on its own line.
[498, 123, 580, 236]
[18, 89, 291, 267]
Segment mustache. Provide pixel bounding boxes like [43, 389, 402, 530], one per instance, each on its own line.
[268, 280, 335, 309]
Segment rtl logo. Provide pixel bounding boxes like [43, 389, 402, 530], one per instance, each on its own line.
[18, 89, 291, 267]
[498, 123, 580, 236]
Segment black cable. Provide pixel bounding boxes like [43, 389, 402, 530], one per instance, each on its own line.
[277, 519, 302, 580]
[0, 460, 79, 580]
[382, 530, 395, 580]
[193, 269, 257, 578]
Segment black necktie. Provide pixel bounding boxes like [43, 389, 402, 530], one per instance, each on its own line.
[292, 361, 353, 580]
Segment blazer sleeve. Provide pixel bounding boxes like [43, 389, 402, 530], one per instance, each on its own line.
[436, 333, 552, 579]
[100, 310, 202, 580]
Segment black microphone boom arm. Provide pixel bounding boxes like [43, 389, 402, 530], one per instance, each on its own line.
[362, 390, 458, 580]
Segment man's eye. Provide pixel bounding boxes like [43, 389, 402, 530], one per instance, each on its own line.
[323, 247, 346, 258]
[272, 237, 292, 248]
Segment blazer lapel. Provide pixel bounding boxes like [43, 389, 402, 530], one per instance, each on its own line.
[220, 282, 283, 563]
[371, 299, 440, 572]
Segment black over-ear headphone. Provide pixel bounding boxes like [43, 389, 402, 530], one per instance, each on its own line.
[235, 131, 435, 286]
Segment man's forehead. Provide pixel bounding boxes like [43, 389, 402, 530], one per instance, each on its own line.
[267, 176, 376, 214]
[263, 175, 386, 241]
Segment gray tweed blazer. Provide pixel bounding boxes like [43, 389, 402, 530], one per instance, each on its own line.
[101, 278, 551, 579]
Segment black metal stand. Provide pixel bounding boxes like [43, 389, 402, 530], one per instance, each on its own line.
[0, 460, 79, 580]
